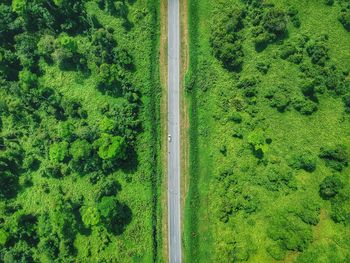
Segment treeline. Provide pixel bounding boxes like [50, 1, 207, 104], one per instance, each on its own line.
[0, 0, 143, 261]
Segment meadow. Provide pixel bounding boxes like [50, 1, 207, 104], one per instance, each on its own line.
[185, 0, 350, 262]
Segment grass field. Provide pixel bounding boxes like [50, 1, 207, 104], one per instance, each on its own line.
[185, 0, 350, 262]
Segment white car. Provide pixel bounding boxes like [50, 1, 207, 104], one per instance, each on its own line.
[168, 134, 172, 142]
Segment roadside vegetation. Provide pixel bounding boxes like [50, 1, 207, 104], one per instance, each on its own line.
[185, 0, 350, 262]
[0, 0, 161, 262]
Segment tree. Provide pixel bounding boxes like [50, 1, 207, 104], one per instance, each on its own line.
[80, 206, 100, 227]
[15, 33, 38, 70]
[18, 69, 37, 90]
[209, 7, 245, 71]
[53, 34, 81, 70]
[319, 176, 343, 200]
[12, 0, 26, 13]
[70, 139, 92, 161]
[247, 129, 269, 158]
[99, 116, 116, 133]
[37, 35, 55, 59]
[0, 229, 9, 246]
[37, 199, 78, 259]
[94, 134, 127, 160]
[49, 141, 69, 163]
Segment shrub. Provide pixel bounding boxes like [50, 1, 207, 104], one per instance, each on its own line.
[263, 8, 288, 36]
[267, 214, 312, 252]
[228, 111, 242, 123]
[210, 7, 245, 71]
[306, 38, 329, 65]
[292, 97, 318, 115]
[94, 134, 127, 161]
[343, 93, 350, 113]
[267, 244, 286, 260]
[70, 139, 92, 161]
[247, 129, 268, 158]
[291, 151, 317, 172]
[256, 61, 270, 74]
[280, 44, 298, 60]
[37, 35, 55, 58]
[319, 176, 343, 199]
[49, 141, 69, 164]
[319, 145, 349, 171]
[262, 164, 297, 192]
[266, 86, 291, 112]
[330, 190, 350, 224]
[296, 200, 320, 225]
[339, 10, 350, 31]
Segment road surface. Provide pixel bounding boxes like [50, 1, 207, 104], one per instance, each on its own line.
[168, 0, 181, 262]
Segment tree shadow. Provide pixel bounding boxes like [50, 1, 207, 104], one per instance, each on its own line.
[72, 205, 92, 236]
[110, 202, 132, 235]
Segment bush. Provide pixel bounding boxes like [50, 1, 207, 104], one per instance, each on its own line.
[330, 190, 350, 224]
[291, 151, 317, 172]
[292, 97, 318, 115]
[267, 214, 313, 252]
[280, 44, 298, 60]
[70, 139, 92, 161]
[247, 129, 268, 158]
[343, 93, 350, 113]
[266, 86, 291, 112]
[262, 163, 297, 192]
[319, 176, 343, 199]
[319, 145, 349, 171]
[37, 35, 55, 58]
[256, 61, 270, 74]
[306, 38, 329, 65]
[263, 8, 288, 36]
[94, 134, 127, 161]
[296, 200, 320, 225]
[49, 141, 69, 164]
[267, 244, 286, 260]
[210, 7, 245, 71]
[339, 10, 350, 31]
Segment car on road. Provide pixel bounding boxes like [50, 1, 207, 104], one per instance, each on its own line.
[168, 134, 172, 142]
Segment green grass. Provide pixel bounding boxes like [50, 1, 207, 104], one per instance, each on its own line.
[185, 0, 350, 262]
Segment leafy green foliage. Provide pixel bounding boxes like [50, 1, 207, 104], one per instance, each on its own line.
[290, 151, 316, 172]
[319, 144, 349, 171]
[267, 214, 313, 252]
[94, 134, 126, 161]
[210, 6, 245, 71]
[339, 9, 350, 31]
[319, 175, 343, 200]
[0, 0, 159, 261]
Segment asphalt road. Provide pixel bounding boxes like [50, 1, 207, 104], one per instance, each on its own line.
[168, 0, 181, 262]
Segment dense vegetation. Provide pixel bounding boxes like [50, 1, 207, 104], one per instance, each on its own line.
[0, 0, 161, 262]
[185, 0, 350, 262]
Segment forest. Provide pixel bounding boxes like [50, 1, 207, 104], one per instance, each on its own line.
[0, 0, 161, 262]
[185, 0, 350, 262]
